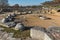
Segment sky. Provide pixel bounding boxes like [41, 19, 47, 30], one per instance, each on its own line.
[8, 0, 52, 6]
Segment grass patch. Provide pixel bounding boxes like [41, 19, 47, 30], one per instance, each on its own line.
[13, 30, 30, 38]
[0, 25, 30, 38]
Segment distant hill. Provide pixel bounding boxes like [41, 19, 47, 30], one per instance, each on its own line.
[42, 1, 60, 7]
[54, 0, 60, 2]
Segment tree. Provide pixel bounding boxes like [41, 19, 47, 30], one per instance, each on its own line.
[13, 4, 20, 10]
[14, 4, 19, 8]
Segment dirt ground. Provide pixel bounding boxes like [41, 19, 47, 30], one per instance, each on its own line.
[15, 13, 60, 28]
[1, 12, 60, 28]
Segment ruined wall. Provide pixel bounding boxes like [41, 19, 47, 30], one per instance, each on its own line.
[40, 8, 58, 14]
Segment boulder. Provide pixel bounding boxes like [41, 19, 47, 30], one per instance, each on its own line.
[15, 23, 25, 30]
